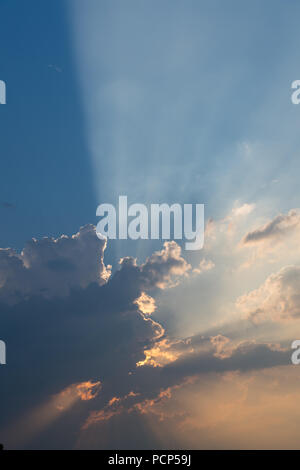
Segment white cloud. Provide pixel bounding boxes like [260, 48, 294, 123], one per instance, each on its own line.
[232, 203, 256, 218]
[236, 265, 300, 323]
[0, 225, 110, 303]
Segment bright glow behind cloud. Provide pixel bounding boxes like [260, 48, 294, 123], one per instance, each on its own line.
[67, 0, 230, 207]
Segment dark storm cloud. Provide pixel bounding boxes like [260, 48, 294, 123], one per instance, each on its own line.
[0, 226, 291, 448]
[0, 227, 191, 446]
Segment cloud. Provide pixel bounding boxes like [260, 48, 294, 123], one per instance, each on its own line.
[0, 225, 110, 303]
[136, 241, 192, 289]
[232, 203, 255, 218]
[0, 224, 293, 449]
[236, 265, 300, 324]
[134, 292, 157, 315]
[193, 258, 215, 275]
[0, 230, 195, 446]
[74, 381, 102, 402]
[2, 379, 101, 448]
[210, 334, 231, 358]
[136, 337, 188, 368]
[81, 337, 289, 432]
[242, 209, 300, 245]
[122, 367, 300, 450]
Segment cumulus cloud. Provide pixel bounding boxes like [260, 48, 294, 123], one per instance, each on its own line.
[137, 241, 192, 289]
[0, 225, 110, 303]
[0, 230, 195, 446]
[0, 224, 293, 449]
[236, 265, 300, 324]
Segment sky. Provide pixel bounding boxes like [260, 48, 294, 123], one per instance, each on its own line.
[1, 0, 300, 450]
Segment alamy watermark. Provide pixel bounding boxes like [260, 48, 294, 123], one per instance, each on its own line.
[0, 340, 6, 365]
[96, 196, 204, 250]
[291, 340, 300, 365]
[0, 80, 7, 365]
[0, 80, 6, 104]
[291, 80, 300, 104]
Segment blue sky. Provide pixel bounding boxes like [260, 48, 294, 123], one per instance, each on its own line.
[0, 0, 95, 249]
[69, 0, 300, 216]
[1, 0, 300, 258]
[2, 1, 300, 449]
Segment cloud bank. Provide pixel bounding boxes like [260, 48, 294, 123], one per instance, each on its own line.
[0, 213, 296, 449]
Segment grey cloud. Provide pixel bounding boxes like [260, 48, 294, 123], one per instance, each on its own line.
[80, 338, 290, 439]
[0, 227, 292, 449]
[0, 231, 193, 448]
[242, 209, 300, 245]
[0, 225, 109, 303]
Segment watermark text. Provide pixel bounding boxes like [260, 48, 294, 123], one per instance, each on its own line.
[0, 340, 6, 365]
[96, 196, 204, 250]
[0, 80, 6, 105]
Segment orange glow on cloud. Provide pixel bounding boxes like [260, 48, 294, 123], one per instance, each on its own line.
[136, 338, 181, 368]
[75, 381, 102, 401]
[2, 379, 101, 448]
[134, 292, 157, 315]
[82, 378, 196, 431]
[82, 390, 140, 429]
